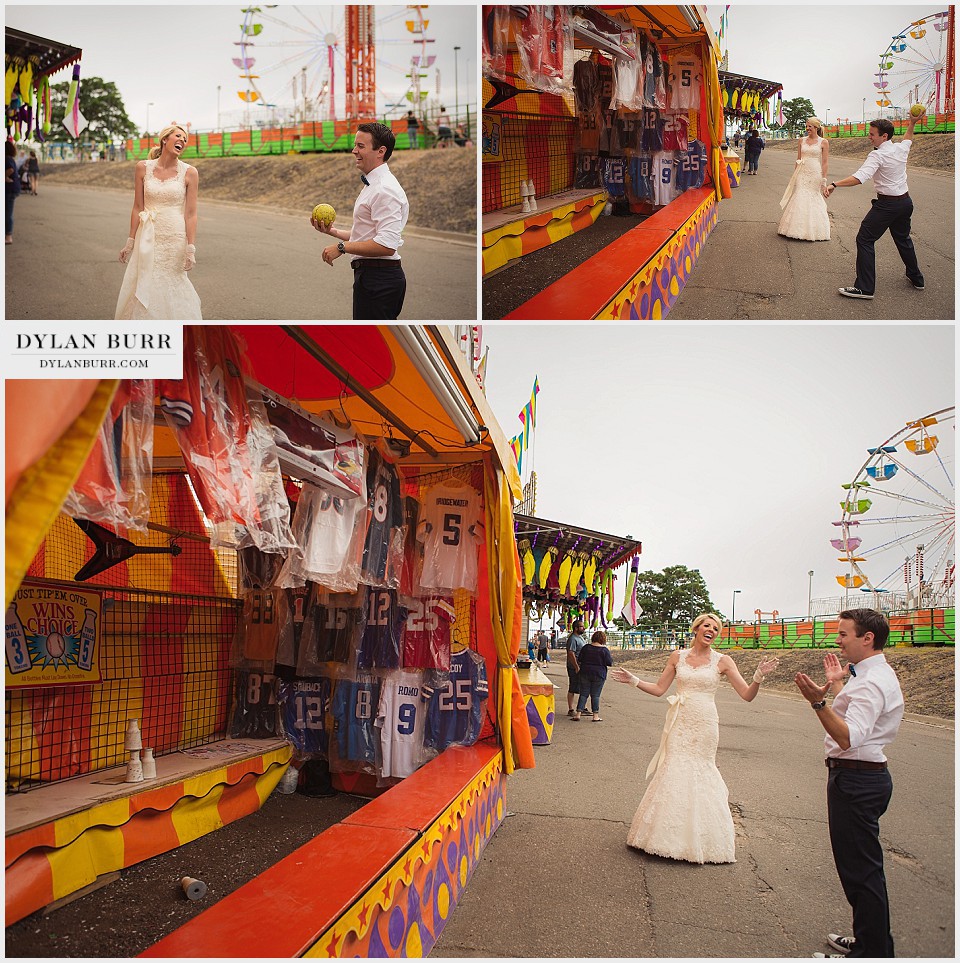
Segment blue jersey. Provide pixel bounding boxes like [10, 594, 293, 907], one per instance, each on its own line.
[361, 448, 403, 585]
[676, 139, 708, 191]
[332, 673, 382, 764]
[422, 649, 489, 751]
[574, 152, 601, 190]
[640, 107, 663, 152]
[279, 677, 332, 756]
[601, 157, 627, 197]
[357, 587, 406, 669]
[628, 154, 654, 201]
[298, 589, 365, 672]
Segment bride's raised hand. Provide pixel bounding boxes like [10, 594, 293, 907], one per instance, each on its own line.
[611, 667, 638, 686]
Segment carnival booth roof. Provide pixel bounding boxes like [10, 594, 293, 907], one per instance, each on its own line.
[718, 69, 783, 116]
[5, 27, 82, 78]
[152, 325, 522, 499]
[599, 5, 719, 52]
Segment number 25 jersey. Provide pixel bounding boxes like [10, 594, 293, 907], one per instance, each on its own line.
[418, 481, 483, 593]
[422, 649, 489, 751]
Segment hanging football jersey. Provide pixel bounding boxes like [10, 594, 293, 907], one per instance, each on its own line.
[231, 669, 280, 739]
[574, 152, 602, 189]
[239, 587, 288, 663]
[601, 157, 627, 197]
[331, 671, 382, 765]
[628, 154, 654, 202]
[376, 668, 427, 778]
[422, 649, 489, 752]
[611, 57, 643, 111]
[276, 583, 311, 673]
[297, 589, 365, 673]
[662, 113, 689, 151]
[402, 595, 456, 669]
[573, 57, 601, 122]
[361, 447, 403, 587]
[576, 111, 601, 153]
[357, 587, 407, 670]
[642, 42, 657, 107]
[668, 50, 702, 109]
[398, 495, 423, 597]
[640, 107, 663, 152]
[418, 481, 483, 593]
[676, 139, 708, 190]
[279, 677, 332, 756]
[652, 151, 679, 205]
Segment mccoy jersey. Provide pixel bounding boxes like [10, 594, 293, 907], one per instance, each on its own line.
[676, 140, 708, 191]
[376, 669, 427, 778]
[231, 669, 280, 739]
[279, 677, 332, 756]
[332, 672, 382, 764]
[418, 481, 483, 593]
[422, 649, 489, 751]
[361, 448, 403, 585]
[357, 587, 406, 670]
[401, 595, 456, 669]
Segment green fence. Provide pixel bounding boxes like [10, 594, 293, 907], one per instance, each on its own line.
[822, 116, 955, 138]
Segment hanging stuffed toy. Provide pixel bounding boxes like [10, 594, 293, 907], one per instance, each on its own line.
[537, 546, 557, 590]
[62, 63, 88, 139]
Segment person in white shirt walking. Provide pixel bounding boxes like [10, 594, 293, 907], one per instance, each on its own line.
[823, 113, 925, 299]
[310, 122, 409, 319]
[795, 609, 904, 959]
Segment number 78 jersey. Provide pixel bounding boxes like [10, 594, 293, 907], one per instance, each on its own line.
[417, 481, 483, 592]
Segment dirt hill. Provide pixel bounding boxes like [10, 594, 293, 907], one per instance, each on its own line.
[41, 147, 477, 235]
[765, 132, 954, 172]
[613, 646, 954, 719]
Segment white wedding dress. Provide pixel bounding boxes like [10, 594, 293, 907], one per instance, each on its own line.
[115, 159, 202, 319]
[777, 137, 830, 241]
[626, 647, 736, 864]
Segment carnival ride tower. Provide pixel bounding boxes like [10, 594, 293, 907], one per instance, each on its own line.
[346, 5, 377, 119]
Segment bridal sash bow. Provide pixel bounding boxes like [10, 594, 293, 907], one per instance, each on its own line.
[645, 692, 685, 779]
[134, 209, 157, 309]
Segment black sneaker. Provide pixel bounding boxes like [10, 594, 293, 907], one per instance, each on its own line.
[827, 934, 854, 955]
[910, 278, 925, 290]
[838, 286, 874, 300]
[812, 954, 845, 959]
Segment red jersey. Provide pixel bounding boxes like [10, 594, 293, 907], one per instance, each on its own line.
[401, 595, 455, 669]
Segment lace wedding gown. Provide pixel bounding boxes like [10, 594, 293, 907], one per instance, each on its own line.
[777, 137, 830, 241]
[115, 159, 202, 319]
[626, 647, 736, 864]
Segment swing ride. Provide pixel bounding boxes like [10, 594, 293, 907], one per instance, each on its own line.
[872, 9, 953, 116]
[833, 406, 955, 611]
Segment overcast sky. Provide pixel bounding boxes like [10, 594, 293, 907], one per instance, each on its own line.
[703, 4, 950, 124]
[6, 3, 477, 134]
[481, 325, 954, 622]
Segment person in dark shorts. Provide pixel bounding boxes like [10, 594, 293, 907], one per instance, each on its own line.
[565, 620, 588, 716]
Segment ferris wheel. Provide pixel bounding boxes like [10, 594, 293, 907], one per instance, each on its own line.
[233, 5, 435, 122]
[833, 407, 955, 611]
[873, 10, 952, 115]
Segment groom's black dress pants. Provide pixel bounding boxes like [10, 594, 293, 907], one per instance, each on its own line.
[352, 259, 406, 320]
[827, 766, 895, 958]
[854, 193, 923, 294]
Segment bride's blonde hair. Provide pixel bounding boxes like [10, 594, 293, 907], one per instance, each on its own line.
[148, 123, 188, 160]
[691, 612, 724, 634]
[806, 116, 824, 137]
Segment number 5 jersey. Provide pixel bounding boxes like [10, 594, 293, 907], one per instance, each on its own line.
[417, 481, 483, 593]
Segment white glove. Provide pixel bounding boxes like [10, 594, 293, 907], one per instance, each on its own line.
[795, 159, 803, 166]
[119, 237, 135, 263]
[753, 656, 780, 684]
[184, 244, 196, 272]
[612, 666, 639, 687]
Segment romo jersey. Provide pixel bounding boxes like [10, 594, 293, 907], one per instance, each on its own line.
[279, 677, 332, 756]
[418, 481, 483, 593]
[652, 151, 679, 206]
[357, 587, 407, 670]
[422, 649, 489, 751]
[331, 672, 382, 764]
[376, 669, 427, 778]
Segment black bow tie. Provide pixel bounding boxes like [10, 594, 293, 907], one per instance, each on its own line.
[360, 174, 370, 186]
[849, 663, 857, 677]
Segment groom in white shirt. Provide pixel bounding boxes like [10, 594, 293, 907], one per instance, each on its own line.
[795, 609, 904, 958]
[824, 112, 924, 300]
[311, 122, 410, 319]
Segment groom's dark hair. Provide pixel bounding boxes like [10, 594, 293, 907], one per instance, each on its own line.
[839, 608, 890, 649]
[870, 119, 895, 142]
[357, 122, 396, 161]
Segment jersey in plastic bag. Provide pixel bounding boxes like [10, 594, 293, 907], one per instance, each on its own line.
[279, 677, 332, 756]
[357, 587, 407, 670]
[231, 669, 280, 738]
[375, 669, 427, 778]
[332, 672, 382, 764]
[361, 447, 403, 586]
[298, 589, 365, 671]
[422, 649, 489, 751]
[402, 595, 455, 669]
[418, 481, 483, 593]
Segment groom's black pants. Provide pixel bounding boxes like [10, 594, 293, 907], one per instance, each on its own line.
[854, 193, 923, 294]
[827, 766, 895, 958]
[352, 259, 406, 320]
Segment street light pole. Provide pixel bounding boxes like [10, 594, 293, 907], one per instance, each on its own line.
[825, 107, 830, 125]
[146, 102, 154, 139]
[731, 589, 741, 641]
[453, 45, 461, 129]
[862, 98, 865, 125]
[807, 570, 814, 619]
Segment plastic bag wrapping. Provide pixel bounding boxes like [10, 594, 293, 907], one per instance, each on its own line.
[417, 480, 484, 595]
[277, 482, 367, 593]
[278, 676, 333, 759]
[357, 587, 406, 670]
[400, 594, 455, 670]
[398, 495, 423, 596]
[62, 379, 154, 532]
[275, 583, 310, 675]
[421, 648, 489, 756]
[514, 4, 573, 96]
[296, 588, 365, 677]
[230, 668, 281, 739]
[374, 667, 429, 781]
[231, 585, 289, 669]
[360, 447, 403, 590]
[328, 667, 382, 775]
[481, 4, 511, 81]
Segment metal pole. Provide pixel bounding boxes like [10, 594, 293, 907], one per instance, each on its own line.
[454, 45, 460, 129]
[731, 589, 740, 641]
[807, 571, 814, 619]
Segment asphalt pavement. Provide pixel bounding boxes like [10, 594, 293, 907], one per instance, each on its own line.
[4, 187, 477, 321]
[434, 656, 955, 959]
[669, 147, 955, 321]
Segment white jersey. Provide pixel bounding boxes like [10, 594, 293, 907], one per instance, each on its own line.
[375, 668, 427, 778]
[290, 482, 364, 577]
[611, 59, 643, 111]
[668, 52, 702, 110]
[418, 481, 483, 593]
[652, 151, 679, 205]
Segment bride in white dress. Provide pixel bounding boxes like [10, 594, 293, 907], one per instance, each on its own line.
[778, 117, 831, 241]
[612, 613, 779, 864]
[115, 123, 202, 319]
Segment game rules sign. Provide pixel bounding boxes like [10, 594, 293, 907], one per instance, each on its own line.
[5, 581, 102, 687]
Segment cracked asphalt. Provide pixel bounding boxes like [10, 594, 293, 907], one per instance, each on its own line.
[433, 658, 954, 958]
[668, 147, 954, 321]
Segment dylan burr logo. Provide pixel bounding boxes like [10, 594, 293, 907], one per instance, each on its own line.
[5, 324, 184, 379]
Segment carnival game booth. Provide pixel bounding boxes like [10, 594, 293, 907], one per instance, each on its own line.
[481, 4, 730, 320]
[514, 513, 641, 745]
[5, 325, 534, 957]
[718, 69, 783, 188]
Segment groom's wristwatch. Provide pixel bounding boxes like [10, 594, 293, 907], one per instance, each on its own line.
[829, 182, 837, 189]
[337, 240, 346, 254]
[811, 699, 828, 711]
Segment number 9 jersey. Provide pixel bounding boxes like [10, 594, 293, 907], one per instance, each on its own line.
[375, 669, 427, 778]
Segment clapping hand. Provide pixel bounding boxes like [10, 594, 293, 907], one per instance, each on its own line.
[823, 652, 849, 685]
[756, 655, 779, 678]
[795, 671, 830, 704]
[611, 666, 638, 686]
